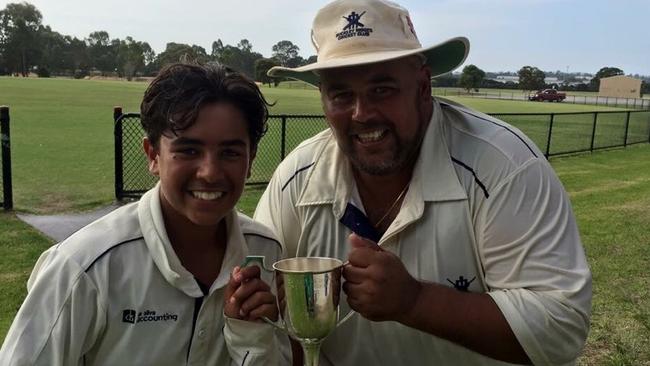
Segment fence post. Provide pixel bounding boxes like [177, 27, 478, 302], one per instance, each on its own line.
[1, 106, 12, 210]
[623, 111, 631, 147]
[280, 115, 287, 160]
[113, 106, 124, 201]
[545, 113, 555, 158]
[590, 112, 598, 152]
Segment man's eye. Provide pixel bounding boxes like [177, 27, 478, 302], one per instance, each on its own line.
[374, 87, 392, 96]
[331, 92, 352, 102]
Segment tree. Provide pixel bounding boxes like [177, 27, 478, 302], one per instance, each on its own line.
[86, 31, 116, 74]
[255, 58, 279, 86]
[272, 40, 299, 67]
[155, 42, 208, 68]
[0, 2, 43, 76]
[590, 66, 624, 91]
[216, 40, 262, 79]
[458, 64, 485, 92]
[518, 66, 546, 92]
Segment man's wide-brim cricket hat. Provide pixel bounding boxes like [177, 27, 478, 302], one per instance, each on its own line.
[268, 0, 470, 86]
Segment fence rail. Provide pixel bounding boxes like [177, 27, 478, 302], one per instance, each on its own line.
[114, 108, 650, 200]
[432, 89, 650, 109]
[1, 106, 12, 210]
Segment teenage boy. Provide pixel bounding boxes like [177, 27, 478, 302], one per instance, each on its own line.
[0, 62, 284, 365]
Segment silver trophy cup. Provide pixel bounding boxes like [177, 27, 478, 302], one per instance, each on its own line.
[243, 256, 354, 366]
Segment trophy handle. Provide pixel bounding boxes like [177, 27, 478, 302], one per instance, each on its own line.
[241, 256, 288, 332]
[241, 255, 274, 272]
[337, 309, 356, 327]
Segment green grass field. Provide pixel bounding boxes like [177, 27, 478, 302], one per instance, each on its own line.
[1, 77, 640, 213]
[1, 77, 650, 364]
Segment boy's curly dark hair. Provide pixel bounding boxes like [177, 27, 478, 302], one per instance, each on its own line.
[140, 62, 270, 149]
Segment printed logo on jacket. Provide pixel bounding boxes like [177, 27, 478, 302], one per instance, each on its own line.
[122, 309, 179, 324]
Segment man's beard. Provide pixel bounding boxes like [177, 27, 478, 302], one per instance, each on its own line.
[346, 127, 426, 176]
[345, 103, 428, 176]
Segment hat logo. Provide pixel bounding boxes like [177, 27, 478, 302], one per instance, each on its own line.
[336, 10, 373, 40]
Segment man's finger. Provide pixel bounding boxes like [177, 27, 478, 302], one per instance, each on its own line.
[347, 245, 379, 267]
[349, 233, 381, 250]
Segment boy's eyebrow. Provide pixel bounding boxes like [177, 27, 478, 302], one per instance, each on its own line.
[220, 139, 247, 147]
[170, 137, 203, 146]
[170, 137, 247, 147]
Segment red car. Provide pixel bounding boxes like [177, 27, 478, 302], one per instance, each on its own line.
[528, 89, 566, 102]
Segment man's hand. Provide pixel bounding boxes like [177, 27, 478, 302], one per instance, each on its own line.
[224, 265, 278, 321]
[342, 233, 422, 322]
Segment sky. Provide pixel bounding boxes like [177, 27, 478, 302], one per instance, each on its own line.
[4, 0, 649, 76]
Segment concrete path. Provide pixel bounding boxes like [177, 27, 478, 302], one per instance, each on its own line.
[17, 204, 123, 242]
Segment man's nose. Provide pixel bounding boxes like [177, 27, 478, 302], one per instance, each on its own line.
[196, 153, 223, 183]
[351, 96, 376, 123]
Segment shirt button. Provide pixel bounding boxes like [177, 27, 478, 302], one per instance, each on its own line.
[198, 329, 206, 338]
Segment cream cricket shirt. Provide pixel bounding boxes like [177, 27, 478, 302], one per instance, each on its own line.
[255, 98, 592, 365]
[0, 184, 285, 366]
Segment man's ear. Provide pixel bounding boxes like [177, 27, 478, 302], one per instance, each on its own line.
[143, 137, 160, 176]
[419, 65, 433, 102]
[247, 147, 257, 179]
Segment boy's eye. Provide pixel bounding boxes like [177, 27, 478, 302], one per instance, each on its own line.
[222, 149, 243, 158]
[175, 148, 198, 156]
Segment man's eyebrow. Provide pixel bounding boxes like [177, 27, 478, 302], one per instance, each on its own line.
[368, 75, 398, 84]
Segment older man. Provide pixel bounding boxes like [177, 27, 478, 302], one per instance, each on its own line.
[255, 0, 592, 365]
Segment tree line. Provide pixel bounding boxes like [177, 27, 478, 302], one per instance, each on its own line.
[0, 2, 312, 81]
[451, 64, 648, 94]
[1, 1, 648, 95]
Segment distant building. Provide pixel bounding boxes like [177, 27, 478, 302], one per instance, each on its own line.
[599, 75, 642, 98]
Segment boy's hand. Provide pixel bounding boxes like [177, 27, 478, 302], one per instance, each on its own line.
[224, 265, 278, 321]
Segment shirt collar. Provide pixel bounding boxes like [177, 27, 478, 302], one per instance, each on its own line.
[297, 99, 467, 219]
[138, 183, 247, 297]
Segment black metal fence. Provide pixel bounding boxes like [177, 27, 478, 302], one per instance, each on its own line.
[432, 89, 650, 109]
[1, 106, 12, 210]
[114, 109, 650, 200]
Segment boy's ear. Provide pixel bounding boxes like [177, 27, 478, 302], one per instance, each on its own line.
[143, 137, 160, 176]
[247, 147, 257, 179]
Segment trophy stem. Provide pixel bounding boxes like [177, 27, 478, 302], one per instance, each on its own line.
[301, 340, 322, 366]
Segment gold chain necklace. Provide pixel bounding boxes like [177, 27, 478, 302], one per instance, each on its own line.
[373, 184, 409, 228]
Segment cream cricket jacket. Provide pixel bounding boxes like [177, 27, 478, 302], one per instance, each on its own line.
[0, 185, 287, 365]
[255, 98, 592, 365]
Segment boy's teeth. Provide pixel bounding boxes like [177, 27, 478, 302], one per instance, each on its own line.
[357, 130, 385, 143]
[191, 191, 223, 200]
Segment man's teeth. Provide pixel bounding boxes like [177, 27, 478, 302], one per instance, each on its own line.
[357, 130, 385, 143]
[191, 191, 224, 200]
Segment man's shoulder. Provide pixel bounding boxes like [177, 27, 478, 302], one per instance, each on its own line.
[435, 99, 548, 199]
[274, 129, 332, 179]
[438, 98, 544, 168]
[53, 202, 145, 271]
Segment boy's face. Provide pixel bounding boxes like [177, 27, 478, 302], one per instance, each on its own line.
[144, 102, 254, 229]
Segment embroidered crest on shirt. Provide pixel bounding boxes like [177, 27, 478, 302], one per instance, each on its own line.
[447, 276, 476, 292]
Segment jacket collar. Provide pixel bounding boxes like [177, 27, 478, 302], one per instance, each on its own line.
[298, 98, 467, 220]
[138, 183, 247, 298]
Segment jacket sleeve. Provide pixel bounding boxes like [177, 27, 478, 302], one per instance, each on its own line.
[223, 317, 291, 365]
[0, 248, 106, 366]
[477, 158, 592, 365]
